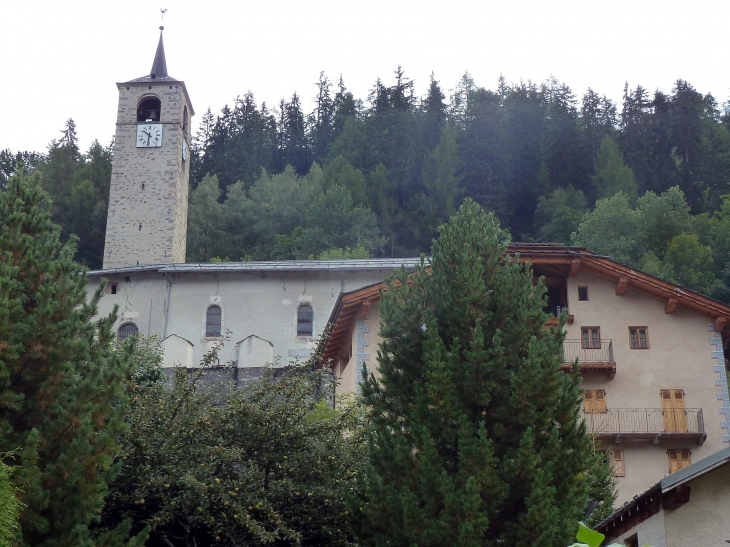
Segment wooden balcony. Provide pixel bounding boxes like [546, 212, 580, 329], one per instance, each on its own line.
[581, 408, 706, 445]
[560, 339, 616, 379]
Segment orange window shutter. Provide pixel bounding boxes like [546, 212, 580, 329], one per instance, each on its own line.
[584, 391, 593, 412]
[595, 390, 607, 412]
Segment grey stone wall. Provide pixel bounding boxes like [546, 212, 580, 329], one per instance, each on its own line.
[103, 82, 191, 269]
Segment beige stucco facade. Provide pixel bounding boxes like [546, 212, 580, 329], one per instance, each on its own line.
[330, 266, 729, 505]
[333, 303, 384, 395]
[566, 270, 726, 504]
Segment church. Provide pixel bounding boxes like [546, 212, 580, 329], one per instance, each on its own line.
[87, 26, 419, 372]
[88, 27, 730, 507]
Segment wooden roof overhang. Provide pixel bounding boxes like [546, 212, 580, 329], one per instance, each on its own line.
[322, 282, 385, 363]
[321, 244, 730, 365]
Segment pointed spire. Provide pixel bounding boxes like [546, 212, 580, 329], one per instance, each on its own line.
[150, 26, 168, 79]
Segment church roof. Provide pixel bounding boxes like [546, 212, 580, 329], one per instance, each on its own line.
[122, 26, 181, 84]
[87, 258, 422, 277]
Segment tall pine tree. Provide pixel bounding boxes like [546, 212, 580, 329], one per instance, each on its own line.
[0, 172, 144, 546]
[357, 200, 593, 546]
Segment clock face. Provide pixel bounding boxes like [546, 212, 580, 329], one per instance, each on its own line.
[182, 139, 189, 161]
[136, 124, 163, 148]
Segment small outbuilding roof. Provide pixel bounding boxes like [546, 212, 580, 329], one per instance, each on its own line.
[595, 446, 730, 540]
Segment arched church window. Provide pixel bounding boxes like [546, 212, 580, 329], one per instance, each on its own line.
[183, 106, 188, 136]
[117, 322, 139, 341]
[206, 305, 222, 337]
[137, 96, 161, 122]
[297, 304, 313, 337]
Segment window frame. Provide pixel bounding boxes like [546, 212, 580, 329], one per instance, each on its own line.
[297, 304, 314, 337]
[611, 448, 625, 477]
[117, 322, 139, 341]
[205, 305, 223, 338]
[629, 327, 649, 349]
[578, 286, 589, 301]
[581, 327, 601, 349]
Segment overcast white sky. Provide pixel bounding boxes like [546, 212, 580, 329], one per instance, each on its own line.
[2, 0, 730, 154]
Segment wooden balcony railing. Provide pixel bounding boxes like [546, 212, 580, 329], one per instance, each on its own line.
[560, 339, 616, 379]
[581, 408, 706, 445]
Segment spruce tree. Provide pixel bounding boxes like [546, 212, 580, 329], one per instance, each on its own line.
[357, 199, 593, 547]
[0, 172, 143, 546]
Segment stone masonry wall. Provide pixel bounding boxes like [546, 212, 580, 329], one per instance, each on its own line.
[103, 82, 191, 269]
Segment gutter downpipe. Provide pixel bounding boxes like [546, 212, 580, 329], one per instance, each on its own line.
[163, 272, 172, 340]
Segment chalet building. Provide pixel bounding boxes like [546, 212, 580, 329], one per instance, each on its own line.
[321, 243, 730, 504]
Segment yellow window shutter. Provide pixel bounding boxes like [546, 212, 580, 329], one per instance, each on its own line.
[612, 449, 625, 477]
[668, 450, 679, 473]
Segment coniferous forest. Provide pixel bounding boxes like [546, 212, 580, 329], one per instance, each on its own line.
[4, 71, 730, 300]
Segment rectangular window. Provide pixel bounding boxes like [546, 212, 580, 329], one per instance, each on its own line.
[581, 327, 600, 349]
[583, 389, 607, 413]
[668, 449, 691, 473]
[629, 327, 649, 349]
[578, 286, 589, 301]
[611, 449, 625, 477]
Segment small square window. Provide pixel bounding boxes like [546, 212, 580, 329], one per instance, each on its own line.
[629, 327, 649, 349]
[578, 286, 589, 301]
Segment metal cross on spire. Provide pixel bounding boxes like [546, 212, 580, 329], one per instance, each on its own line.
[160, 8, 167, 22]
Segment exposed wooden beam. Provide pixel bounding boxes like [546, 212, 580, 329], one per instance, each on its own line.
[714, 316, 727, 332]
[665, 297, 678, 314]
[616, 275, 628, 295]
[358, 299, 372, 319]
[569, 258, 581, 277]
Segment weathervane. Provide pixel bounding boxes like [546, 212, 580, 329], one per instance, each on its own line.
[160, 8, 167, 22]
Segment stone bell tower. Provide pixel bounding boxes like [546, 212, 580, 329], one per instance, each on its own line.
[103, 26, 194, 269]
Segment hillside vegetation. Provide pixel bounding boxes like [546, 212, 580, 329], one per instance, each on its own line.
[3, 71, 730, 300]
